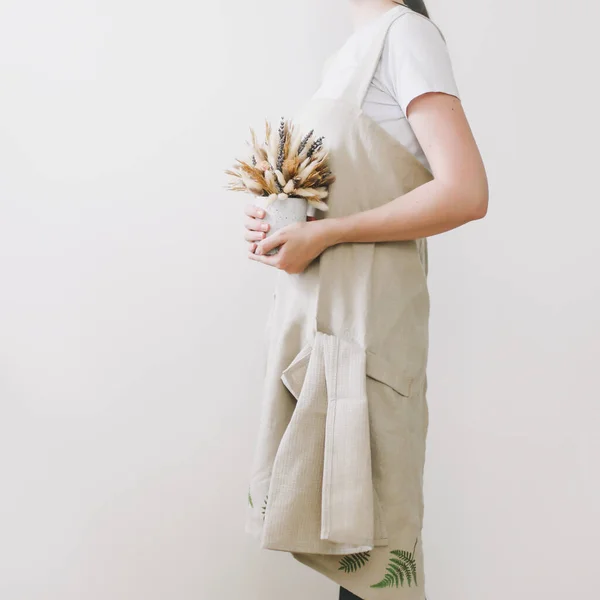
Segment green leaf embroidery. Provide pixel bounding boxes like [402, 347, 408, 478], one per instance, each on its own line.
[338, 551, 371, 573]
[248, 489, 254, 508]
[370, 538, 418, 589]
[261, 495, 268, 519]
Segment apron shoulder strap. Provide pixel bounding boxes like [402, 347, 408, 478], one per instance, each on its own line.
[341, 5, 412, 109]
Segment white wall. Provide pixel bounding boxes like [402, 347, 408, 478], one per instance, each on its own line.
[0, 1, 597, 599]
[423, 0, 600, 598]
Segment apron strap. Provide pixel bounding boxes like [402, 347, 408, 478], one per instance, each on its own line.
[341, 5, 412, 109]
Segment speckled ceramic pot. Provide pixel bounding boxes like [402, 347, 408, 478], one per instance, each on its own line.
[254, 195, 311, 255]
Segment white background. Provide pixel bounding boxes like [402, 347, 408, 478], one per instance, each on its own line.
[0, 1, 598, 599]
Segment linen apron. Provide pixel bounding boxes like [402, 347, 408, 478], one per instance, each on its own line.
[246, 6, 434, 599]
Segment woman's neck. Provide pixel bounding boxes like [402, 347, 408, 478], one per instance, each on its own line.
[349, 0, 405, 30]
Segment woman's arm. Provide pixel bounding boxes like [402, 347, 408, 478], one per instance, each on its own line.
[327, 91, 488, 245]
[248, 91, 488, 273]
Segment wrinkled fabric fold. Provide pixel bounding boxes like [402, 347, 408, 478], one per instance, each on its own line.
[260, 331, 384, 554]
[321, 332, 374, 546]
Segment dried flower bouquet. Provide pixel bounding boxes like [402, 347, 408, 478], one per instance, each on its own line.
[225, 118, 335, 214]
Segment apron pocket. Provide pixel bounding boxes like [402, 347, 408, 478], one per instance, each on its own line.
[280, 342, 312, 401]
[365, 351, 413, 398]
[283, 344, 414, 399]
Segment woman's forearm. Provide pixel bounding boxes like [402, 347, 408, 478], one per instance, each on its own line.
[323, 177, 488, 246]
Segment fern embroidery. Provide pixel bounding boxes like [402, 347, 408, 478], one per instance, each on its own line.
[370, 538, 418, 589]
[338, 551, 371, 573]
[261, 494, 268, 519]
[248, 489, 253, 508]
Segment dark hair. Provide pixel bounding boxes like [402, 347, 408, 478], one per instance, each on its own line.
[404, 0, 429, 18]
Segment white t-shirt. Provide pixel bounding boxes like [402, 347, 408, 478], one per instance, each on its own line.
[314, 7, 460, 173]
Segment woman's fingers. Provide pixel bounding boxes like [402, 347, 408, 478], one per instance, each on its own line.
[248, 250, 278, 267]
[244, 205, 269, 248]
[244, 204, 265, 219]
[245, 228, 266, 242]
[254, 229, 285, 255]
[244, 205, 269, 232]
[244, 215, 270, 233]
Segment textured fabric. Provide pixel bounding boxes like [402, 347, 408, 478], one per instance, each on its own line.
[246, 5, 432, 599]
[260, 330, 386, 553]
[315, 5, 460, 172]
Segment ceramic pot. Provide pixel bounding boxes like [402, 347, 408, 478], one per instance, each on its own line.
[254, 195, 314, 255]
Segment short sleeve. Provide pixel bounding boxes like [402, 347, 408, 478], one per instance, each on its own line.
[381, 13, 460, 116]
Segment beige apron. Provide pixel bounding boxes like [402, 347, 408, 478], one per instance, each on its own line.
[246, 6, 434, 598]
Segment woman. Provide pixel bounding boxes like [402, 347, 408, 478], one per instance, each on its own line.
[244, 2, 488, 599]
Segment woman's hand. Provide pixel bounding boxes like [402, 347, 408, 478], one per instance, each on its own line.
[244, 203, 270, 254]
[248, 219, 335, 274]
